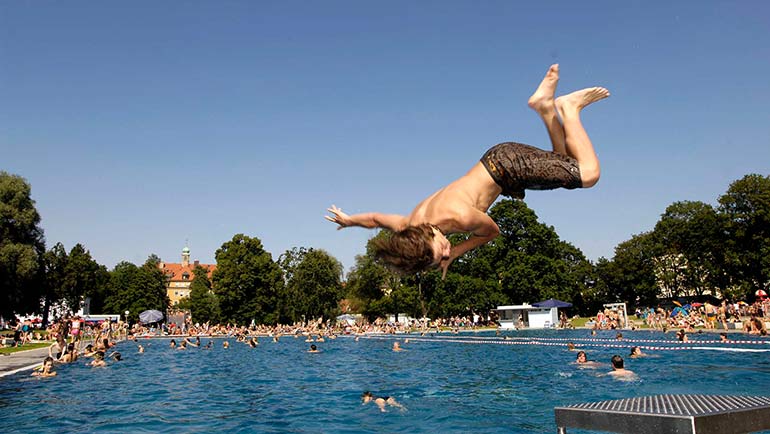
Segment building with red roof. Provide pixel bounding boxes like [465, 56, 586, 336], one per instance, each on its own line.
[160, 246, 216, 306]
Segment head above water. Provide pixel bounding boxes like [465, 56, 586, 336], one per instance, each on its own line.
[611, 355, 624, 369]
[372, 224, 450, 274]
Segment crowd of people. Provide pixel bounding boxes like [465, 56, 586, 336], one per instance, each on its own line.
[24, 315, 123, 377]
[634, 299, 769, 335]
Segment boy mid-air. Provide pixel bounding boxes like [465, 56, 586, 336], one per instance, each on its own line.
[326, 65, 609, 278]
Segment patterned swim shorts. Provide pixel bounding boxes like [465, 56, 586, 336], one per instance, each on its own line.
[480, 142, 582, 199]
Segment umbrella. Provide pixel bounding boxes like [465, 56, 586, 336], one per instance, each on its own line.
[139, 310, 164, 324]
[672, 301, 682, 307]
[691, 302, 703, 307]
[532, 299, 572, 308]
[756, 290, 767, 298]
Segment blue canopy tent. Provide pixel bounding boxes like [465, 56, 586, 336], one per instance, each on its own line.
[532, 299, 573, 308]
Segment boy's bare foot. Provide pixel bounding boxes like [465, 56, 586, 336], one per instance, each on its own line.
[528, 64, 559, 113]
[555, 87, 610, 115]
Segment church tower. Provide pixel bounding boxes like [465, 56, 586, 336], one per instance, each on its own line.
[182, 245, 190, 267]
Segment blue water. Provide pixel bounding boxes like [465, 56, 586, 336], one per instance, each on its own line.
[3, 330, 770, 433]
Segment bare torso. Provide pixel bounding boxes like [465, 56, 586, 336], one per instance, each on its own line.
[406, 162, 502, 234]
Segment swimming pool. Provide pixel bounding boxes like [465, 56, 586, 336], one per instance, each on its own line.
[3, 330, 770, 433]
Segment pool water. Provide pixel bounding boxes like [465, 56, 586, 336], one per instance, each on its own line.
[3, 330, 770, 433]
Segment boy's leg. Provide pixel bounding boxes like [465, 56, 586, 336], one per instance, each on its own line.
[555, 87, 610, 188]
[528, 64, 567, 156]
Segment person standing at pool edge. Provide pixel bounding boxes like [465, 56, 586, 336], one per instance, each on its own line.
[326, 64, 609, 277]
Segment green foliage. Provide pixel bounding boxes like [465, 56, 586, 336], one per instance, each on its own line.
[188, 265, 219, 324]
[718, 174, 770, 297]
[212, 234, 283, 325]
[597, 232, 660, 307]
[104, 256, 170, 321]
[345, 248, 392, 321]
[63, 244, 108, 313]
[277, 247, 344, 323]
[653, 201, 726, 297]
[480, 200, 592, 309]
[0, 172, 46, 318]
[42, 242, 108, 319]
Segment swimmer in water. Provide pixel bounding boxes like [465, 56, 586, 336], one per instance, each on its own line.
[361, 391, 405, 412]
[138, 345, 144, 354]
[629, 346, 644, 358]
[308, 344, 319, 353]
[90, 352, 106, 367]
[608, 355, 636, 379]
[326, 64, 609, 277]
[393, 342, 406, 352]
[32, 356, 57, 377]
[575, 351, 602, 368]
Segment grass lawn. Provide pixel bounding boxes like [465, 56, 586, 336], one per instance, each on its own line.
[570, 317, 591, 328]
[0, 342, 49, 355]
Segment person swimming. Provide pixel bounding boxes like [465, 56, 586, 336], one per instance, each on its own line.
[361, 391, 405, 412]
[608, 355, 637, 379]
[32, 356, 57, 377]
[90, 352, 106, 367]
[308, 344, 319, 353]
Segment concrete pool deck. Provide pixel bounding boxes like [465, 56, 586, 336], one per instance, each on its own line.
[0, 339, 102, 378]
[0, 345, 51, 378]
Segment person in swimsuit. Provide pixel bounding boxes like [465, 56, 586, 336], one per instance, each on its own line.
[361, 391, 405, 412]
[608, 355, 637, 379]
[90, 351, 106, 367]
[326, 65, 609, 276]
[32, 357, 57, 377]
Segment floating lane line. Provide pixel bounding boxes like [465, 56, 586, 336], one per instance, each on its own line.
[361, 335, 770, 353]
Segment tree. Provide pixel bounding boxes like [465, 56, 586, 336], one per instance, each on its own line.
[598, 232, 660, 308]
[104, 255, 170, 321]
[212, 234, 283, 325]
[42, 242, 68, 324]
[483, 199, 592, 309]
[345, 250, 390, 321]
[718, 174, 770, 298]
[61, 244, 108, 314]
[0, 172, 46, 319]
[653, 201, 726, 297]
[278, 247, 344, 323]
[188, 265, 219, 324]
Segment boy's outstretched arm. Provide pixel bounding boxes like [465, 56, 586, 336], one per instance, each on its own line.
[325, 205, 407, 232]
[439, 211, 499, 279]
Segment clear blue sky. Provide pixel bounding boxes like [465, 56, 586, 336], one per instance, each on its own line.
[2, 1, 769, 273]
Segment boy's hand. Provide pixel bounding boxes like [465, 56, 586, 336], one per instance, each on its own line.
[325, 205, 352, 229]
